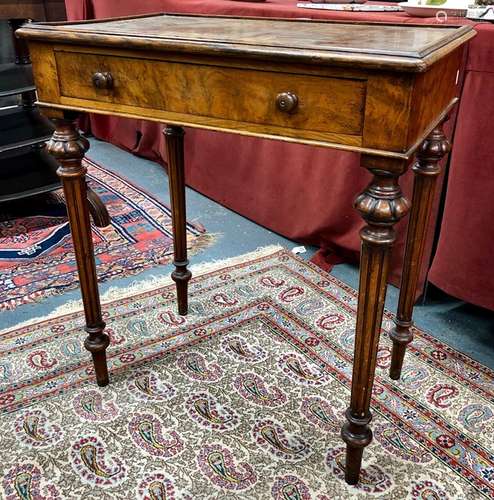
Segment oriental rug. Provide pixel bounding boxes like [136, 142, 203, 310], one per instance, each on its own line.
[0, 247, 492, 499]
[0, 158, 212, 310]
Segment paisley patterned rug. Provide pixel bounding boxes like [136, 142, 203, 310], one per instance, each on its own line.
[0, 158, 212, 310]
[0, 248, 492, 499]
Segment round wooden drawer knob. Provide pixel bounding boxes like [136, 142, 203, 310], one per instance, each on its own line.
[92, 71, 114, 90]
[276, 92, 298, 114]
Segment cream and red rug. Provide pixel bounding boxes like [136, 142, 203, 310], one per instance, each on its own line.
[0, 247, 492, 498]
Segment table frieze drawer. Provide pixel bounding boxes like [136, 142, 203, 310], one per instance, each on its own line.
[54, 49, 366, 141]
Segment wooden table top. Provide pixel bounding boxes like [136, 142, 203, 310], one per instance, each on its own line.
[18, 13, 475, 72]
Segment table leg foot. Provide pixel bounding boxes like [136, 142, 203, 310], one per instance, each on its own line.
[390, 124, 450, 380]
[172, 261, 192, 316]
[389, 320, 411, 380]
[342, 157, 410, 484]
[47, 113, 110, 386]
[341, 409, 372, 484]
[164, 125, 191, 316]
[85, 325, 110, 386]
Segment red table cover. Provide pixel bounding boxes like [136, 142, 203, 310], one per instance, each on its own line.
[64, 0, 494, 311]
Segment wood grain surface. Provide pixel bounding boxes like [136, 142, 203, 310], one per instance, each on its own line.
[55, 49, 366, 138]
[17, 13, 475, 72]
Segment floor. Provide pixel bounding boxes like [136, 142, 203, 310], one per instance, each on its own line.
[2, 138, 493, 370]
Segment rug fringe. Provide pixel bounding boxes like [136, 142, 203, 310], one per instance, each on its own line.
[0, 245, 284, 333]
[0, 232, 217, 313]
[89, 244, 284, 306]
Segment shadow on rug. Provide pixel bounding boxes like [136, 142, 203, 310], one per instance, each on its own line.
[0, 248, 492, 498]
[0, 157, 213, 310]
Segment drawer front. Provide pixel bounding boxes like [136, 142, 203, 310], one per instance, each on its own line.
[55, 50, 366, 138]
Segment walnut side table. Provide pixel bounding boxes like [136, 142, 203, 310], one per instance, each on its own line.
[18, 14, 475, 484]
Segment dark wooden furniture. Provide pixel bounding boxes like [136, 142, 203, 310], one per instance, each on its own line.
[0, 0, 66, 21]
[0, 18, 109, 224]
[0, 18, 59, 203]
[0, 1, 66, 202]
[17, 14, 474, 485]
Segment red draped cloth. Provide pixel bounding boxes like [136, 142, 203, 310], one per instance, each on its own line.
[65, 0, 494, 310]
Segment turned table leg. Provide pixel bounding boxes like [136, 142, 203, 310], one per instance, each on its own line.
[389, 124, 450, 380]
[46, 115, 109, 387]
[341, 156, 410, 484]
[164, 125, 191, 315]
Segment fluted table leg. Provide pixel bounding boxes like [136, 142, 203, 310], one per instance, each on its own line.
[164, 125, 191, 315]
[342, 156, 410, 484]
[46, 114, 109, 387]
[389, 124, 450, 380]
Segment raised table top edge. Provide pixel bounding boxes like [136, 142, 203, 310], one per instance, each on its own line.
[16, 13, 476, 73]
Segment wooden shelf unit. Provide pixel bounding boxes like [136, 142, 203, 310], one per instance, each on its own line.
[0, 17, 60, 203]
